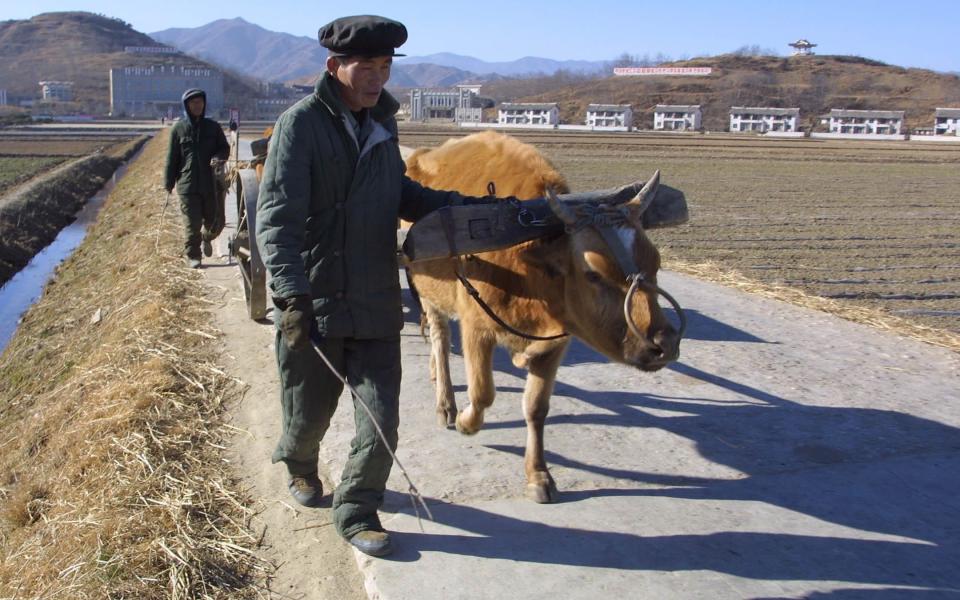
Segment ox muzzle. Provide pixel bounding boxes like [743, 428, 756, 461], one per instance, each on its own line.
[545, 172, 687, 365]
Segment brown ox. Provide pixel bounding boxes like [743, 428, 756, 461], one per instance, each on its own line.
[404, 130, 680, 502]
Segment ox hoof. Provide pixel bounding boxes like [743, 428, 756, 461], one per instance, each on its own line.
[525, 481, 557, 504]
[436, 407, 458, 429]
[455, 411, 483, 435]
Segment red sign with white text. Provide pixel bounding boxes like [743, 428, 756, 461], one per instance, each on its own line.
[613, 67, 712, 76]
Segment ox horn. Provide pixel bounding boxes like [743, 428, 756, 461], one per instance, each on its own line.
[625, 170, 661, 217]
[545, 186, 579, 226]
[556, 181, 644, 205]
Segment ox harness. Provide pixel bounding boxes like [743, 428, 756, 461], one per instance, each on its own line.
[427, 188, 687, 343]
[437, 198, 569, 341]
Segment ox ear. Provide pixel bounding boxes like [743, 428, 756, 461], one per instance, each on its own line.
[625, 170, 660, 224]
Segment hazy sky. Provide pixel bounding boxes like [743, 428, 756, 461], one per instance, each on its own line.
[5, 0, 958, 72]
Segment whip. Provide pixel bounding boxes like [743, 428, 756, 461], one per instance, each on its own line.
[156, 191, 171, 252]
[308, 328, 434, 530]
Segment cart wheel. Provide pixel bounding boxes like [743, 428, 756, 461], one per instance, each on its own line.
[231, 169, 268, 320]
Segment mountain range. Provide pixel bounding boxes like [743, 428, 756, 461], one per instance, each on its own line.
[399, 52, 607, 77]
[4, 11, 959, 131]
[0, 12, 260, 115]
[149, 18, 327, 84]
[149, 18, 607, 87]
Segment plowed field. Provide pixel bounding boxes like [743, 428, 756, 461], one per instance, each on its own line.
[400, 127, 960, 335]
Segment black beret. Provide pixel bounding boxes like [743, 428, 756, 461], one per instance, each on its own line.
[318, 15, 407, 57]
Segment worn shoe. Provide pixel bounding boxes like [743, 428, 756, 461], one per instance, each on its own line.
[202, 238, 213, 257]
[347, 530, 392, 557]
[187, 258, 202, 269]
[287, 472, 324, 507]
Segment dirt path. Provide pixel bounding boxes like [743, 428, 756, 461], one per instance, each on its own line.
[203, 257, 368, 599]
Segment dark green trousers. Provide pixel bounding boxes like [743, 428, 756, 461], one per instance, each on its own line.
[178, 192, 224, 259]
[272, 332, 401, 539]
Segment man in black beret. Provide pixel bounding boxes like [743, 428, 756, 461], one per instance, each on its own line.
[256, 14, 493, 558]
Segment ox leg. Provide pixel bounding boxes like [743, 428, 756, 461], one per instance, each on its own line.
[455, 327, 495, 435]
[425, 306, 457, 428]
[523, 343, 567, 503]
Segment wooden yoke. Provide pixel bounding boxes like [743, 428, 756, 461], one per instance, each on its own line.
[401, 183, 689, 263]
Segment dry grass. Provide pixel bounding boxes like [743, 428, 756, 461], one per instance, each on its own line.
[0, 132, 267, 597]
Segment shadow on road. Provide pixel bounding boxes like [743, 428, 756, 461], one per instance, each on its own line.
[398, 281, 959, 591]
[385, 494, 957, 592]
[389, 359, 960, 589]
[400, 332, 960, 590]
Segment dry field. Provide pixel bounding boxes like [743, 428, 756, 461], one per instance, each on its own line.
[0, 156, 66, 195]
[400, 127, 960, 340]
[0, 135, 128, 157]
[0, 135, 133, 195]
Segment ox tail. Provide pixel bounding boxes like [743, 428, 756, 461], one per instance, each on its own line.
[403, 266, 428, 342]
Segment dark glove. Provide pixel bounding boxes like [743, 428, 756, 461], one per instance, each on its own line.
[276, 295, 314, 351]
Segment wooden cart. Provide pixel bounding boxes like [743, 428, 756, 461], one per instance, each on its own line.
[226, 136, 270, 320]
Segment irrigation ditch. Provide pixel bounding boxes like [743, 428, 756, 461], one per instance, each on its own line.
[0, 136, 148, 286]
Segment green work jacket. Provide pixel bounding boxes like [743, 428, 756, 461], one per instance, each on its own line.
[164, 116, 230, 197]
[256, 72, 462, 338]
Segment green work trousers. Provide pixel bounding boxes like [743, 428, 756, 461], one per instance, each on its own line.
[178, 192, 224, 259]
[272, 332, 401, 539]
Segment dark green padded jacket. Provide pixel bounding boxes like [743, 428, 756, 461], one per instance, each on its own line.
[164, 98, 230, 197]
[255, 72, 464, 339]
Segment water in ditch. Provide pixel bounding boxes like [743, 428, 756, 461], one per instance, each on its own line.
[0, 160, 134, 353]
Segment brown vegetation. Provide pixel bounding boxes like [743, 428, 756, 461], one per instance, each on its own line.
[481, 54, 960, 132]
[0, 132, 265, 597]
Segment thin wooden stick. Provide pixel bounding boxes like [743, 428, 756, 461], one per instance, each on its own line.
[309, 338, 434, 530]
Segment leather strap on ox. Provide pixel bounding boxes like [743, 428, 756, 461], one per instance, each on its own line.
[563, 202, 688, 343]
[438, 205, 569, 341]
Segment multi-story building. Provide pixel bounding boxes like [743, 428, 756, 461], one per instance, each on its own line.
[729, 107, 800, 132]
[256, 98, 300, 121]
[828, 109, 904, 135]
[39, 81, 74, 102]
[497, 103, 559, 126]
[252, 83, 309, 121]
[934, 108, 960, 136]
[109, 65, 224, 118]
[654, 105, 701, 131]
[410, 85, 484, 122]
[0, 89, 7, 106]
[586, 104, 633, 129]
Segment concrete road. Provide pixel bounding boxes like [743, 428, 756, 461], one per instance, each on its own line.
[214, 138, 960, 599]
[343, 271, 959, 600]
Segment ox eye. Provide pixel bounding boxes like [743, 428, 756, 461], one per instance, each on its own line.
[585, 270, 603, 284]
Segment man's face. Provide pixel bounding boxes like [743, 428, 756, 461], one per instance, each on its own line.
[187, 97, 205, 117]
[328, 55, 392, 111]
